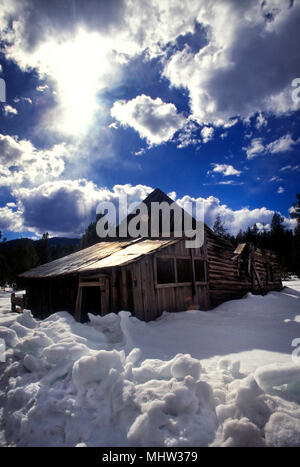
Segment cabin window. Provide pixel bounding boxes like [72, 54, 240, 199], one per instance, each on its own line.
[155, 256, 207, 286]
[176, 258, 193, 283]
[195, 259, 206, 282]
[156, 257, 176, 284]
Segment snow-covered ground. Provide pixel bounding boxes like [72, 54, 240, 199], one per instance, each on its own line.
[0, 281, 300, 447]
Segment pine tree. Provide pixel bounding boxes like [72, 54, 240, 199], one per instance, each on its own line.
[36, 232, 50, 265]
[80, 221, 99, 249]
[213, 214, 229, 238]
[270, 212, 285, 236]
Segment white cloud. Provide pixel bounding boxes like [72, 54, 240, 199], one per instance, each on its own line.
[12, 179, 104, 236]
[167, 191, 177, 201]
[176, 120, 201, 149]
[223, 118, 239, 129]
[243, 138, 265, 159]
[176, 193, 295, 235]
[2, 0, 300, 137]
[111, 94, 185, 145]
[280, 164, 300, 172]
[244, 133, 300, 159]
[0, 134, 66, 188]
[255, 113, 268, 129]
[2, 178, 296, 236]
[210, 163, 242, 177]
[36, 84, 49, 92]
[10, 181, 153, 236]
[277, 186, 285, 194]
[0, 1, 199, 139]
[2, 0, 191, 61]
[217, 180, 243, 185]
[266, 134, 299, 154]
[0, 204, 23, 232]
[134, 148, 146, 157]
[162, 0, 300, 125]
[13, 96, 32, 104]
[201, 126, 214, 143]
[3, 24, 120, 137]
[203, 180, 244, 186]
[269, 176, 283, 182]
[3, 104, 18, 116]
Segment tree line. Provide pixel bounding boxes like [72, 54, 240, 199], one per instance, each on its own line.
[0, 233, 78, 287]
[212, 193, 300, 278]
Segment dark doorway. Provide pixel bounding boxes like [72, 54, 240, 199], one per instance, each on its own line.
[81, 286, 101, 322]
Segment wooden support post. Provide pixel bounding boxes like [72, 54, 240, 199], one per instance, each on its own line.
[190, 248, 196, 296]
[153, 255, 157, 286]
[99, 277, 110, 316]
[249, 244, 265, 295]
[252, 262, 265, 295]
[11, 293, 16, 313]
[74, 285, 82, 322]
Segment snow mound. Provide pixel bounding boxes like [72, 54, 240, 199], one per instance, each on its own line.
[265, 412, 300, 447]
[255, 364, 300, 402]
[220, 417, 265, 447]
[0, 311, 218, 446]
[0, 301, 300, 447]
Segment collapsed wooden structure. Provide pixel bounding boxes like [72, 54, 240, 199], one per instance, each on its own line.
[19, 189, 282, 322]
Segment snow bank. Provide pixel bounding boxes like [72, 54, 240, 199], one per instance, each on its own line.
[1, 282, 300, 447]
[265, 412, 300, 447]
[0, 308, 298, 447]
[0, 310, 218, 446]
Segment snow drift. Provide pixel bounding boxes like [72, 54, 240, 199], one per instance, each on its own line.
[0, 282, 300, 447]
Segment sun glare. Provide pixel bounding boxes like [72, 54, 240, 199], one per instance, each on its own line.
[38, 30, 116, 137]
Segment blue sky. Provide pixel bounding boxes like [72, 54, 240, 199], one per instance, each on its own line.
[0, 0, 299, 240]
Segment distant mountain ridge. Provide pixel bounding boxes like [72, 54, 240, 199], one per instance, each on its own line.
[1, 237, 81, 249]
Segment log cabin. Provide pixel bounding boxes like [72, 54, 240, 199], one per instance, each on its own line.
[19, 189, 282, 322]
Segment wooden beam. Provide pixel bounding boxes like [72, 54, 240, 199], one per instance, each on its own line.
[74, 284, 82, 322]
[190, 248, 196, 296]
[100, 277, 110, 316]
[11, 293, 16, 313]
[252, 262, 265, 295]
[79, 281, 101, 287]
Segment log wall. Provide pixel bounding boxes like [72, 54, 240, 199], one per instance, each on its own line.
[206, 230, 250, 306]
[206, 228, 282, 306]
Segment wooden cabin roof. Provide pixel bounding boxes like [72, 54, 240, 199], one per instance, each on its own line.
[20, 237, 181, 279]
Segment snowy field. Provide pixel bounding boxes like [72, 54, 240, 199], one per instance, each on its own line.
[0, 281, 300, 447]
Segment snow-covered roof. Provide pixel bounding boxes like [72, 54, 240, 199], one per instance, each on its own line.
[19, 237, 181, 279]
